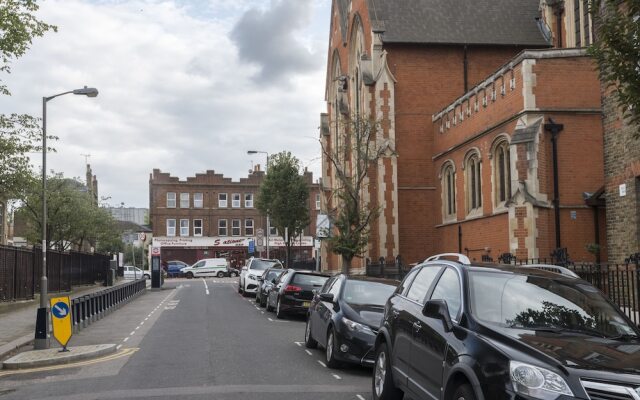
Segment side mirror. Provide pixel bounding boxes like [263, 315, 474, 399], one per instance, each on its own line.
[422, 299, 454, 332]
[319, 293, 334, 303]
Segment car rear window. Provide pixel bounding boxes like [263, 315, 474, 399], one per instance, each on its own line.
[292, 273, 328, 287]
[251, 260, 282, 271]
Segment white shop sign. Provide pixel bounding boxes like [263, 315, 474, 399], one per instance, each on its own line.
[152, 236, 314, 248]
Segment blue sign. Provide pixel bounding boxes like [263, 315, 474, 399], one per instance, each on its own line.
[248, 240, 255, 254]
[52, 301, 70, 319]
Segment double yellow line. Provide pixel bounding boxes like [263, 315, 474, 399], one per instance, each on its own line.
[0, 348, 138, 378]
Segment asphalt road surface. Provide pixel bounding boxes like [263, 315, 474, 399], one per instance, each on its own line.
[0, 278, 372, 400]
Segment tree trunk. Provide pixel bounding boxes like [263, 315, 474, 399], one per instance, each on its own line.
[341, 255, 351, 275]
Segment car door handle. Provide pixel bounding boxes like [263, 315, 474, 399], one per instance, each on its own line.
[413, 321, 422, 331]
[391, 309, 399, 317]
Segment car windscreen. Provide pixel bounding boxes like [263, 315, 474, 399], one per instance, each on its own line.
[264, 270, 282, 281]
[469, 270, 639, 337]
[343, 280, 397, 306]
[291, 273, 328, 287]
[250, 260, 282, 271]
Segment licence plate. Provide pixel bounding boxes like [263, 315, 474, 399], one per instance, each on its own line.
[302, 302, 311, 307]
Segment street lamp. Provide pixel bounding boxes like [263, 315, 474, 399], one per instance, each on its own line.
[35, 86, 99, 350]
[247, 150, 270, 259]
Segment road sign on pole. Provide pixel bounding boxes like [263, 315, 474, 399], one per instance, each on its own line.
[49, 296, 72, 351]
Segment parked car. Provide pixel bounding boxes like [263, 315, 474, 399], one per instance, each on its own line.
[255, 267, 285, 307]
[372, 253, 640, 400]
[166, 260, 189, 278]
[265, 270, 329, 319]
[180, 258, 229, 279]
[226, 266, 240, 278]
[123, 265, 150, 280]
[305, 275, 398, 368]
[238, 258, 283, 296]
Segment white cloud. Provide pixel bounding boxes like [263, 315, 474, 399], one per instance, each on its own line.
[0, 0, 330, 207]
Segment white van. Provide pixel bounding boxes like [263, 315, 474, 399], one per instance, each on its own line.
[181, 258, 229, 279]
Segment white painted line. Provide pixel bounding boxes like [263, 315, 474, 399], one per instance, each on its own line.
[356, 395, 365, 400]
[294, 342, 302, 347]
[332, 374, 342, 380]
[318, 361, 327, 368]
[116, 344, 122, 350]
[261, 311, 265, 314]
[144, 318, 149, 321]
[202, 278, 210, 295]
[305, 350, 313, 356]
[268, 318, 274, 322]
[135, 326, 140, 330]
[140, 321, 144, 325]
[123, 337, 129, 342]
[130, 331, 136, 336]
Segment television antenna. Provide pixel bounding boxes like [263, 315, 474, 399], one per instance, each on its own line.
[81, 153, 91, 165]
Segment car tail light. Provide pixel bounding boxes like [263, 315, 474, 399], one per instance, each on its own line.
[284, 285, 302, 293]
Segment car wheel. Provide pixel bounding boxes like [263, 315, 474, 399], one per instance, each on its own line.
[452, 383, 476, 400]
[260, 296, 267, 308]
[255, 292, 261, 303]
[238, 284, 242, 294]
[372, 342, 403, 400]
[217, 271, 224, 278]
[276, 297, 285, 319]
[304, 318, 318, 349]
[325, 328, 341, 368]
[242, 284, 249, 297]
[186, 272, 194, 279]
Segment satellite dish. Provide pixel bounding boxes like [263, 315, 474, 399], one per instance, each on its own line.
[536, 17, 553, 45]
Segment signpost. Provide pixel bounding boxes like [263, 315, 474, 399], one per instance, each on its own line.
[256, 228, 265, 254]
[49, 296, 72, 351]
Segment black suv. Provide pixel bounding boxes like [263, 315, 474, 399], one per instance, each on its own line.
[372, 253, 640, 400]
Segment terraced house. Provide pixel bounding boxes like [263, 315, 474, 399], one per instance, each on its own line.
[319, 0, 607, 271]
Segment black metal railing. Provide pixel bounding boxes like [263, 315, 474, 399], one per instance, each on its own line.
[71, 278, 146, 333]
[0, 245, 110, 302]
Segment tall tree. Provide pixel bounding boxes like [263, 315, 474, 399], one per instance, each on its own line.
[320, 115, 391, 273]
[0, 1, 57, 197]
[256, 151, 310, 267]
[589, 0, 640, 136]
[14, 173, 120, 251]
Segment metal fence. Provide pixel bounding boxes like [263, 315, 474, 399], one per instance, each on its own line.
[366, 253, 640, 326]
[0, 245, 111, 302]
[71, 278, 146, 333]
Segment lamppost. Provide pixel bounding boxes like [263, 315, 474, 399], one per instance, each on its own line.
[247, 150, 270, 259]
[35, 86, 99, 350]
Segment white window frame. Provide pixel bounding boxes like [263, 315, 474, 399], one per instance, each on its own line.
[180, 219, 189, 237]
[232, 193, 241, 208]
[315, 194, 321, 210]
[166, 192, 176, 208]
[269, 221, 278, 237]
[166, 219, 176, 236]
[441, 162, 457, 222]
[194, 193, 203, 208]
[231, 219, 241, 236]
[218, 193, 227, 208]
[245, 219, 254, 236]
[218, 219, 228, 236]
[492, 140, 512, 210]
[244, 193, 253, 208]
[464, 152, 483, 217]
[193, 219, 203, 236]
[180, 193, 189, 208]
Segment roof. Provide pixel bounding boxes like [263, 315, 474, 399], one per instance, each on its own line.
[366, 0, 550, 46]
[115, 221, 152, 233]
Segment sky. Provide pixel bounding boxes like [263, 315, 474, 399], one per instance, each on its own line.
[0, 0, 331, 208]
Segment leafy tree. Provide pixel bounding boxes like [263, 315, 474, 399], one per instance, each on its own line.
[320, 115, 392, 273]
[0, 0, 57, 96]
[256, 151, 310, 267]
[13, 173, 120, 252]
[0, 1, 57, 198]
[589, 0, 640, 136]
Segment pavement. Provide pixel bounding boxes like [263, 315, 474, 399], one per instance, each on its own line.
[0, 277, 373, 400]
[0, 278, 136, 361]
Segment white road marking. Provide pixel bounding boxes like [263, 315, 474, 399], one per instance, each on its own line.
[318, 361, 327, 368]
[130, 331, 136, 336]
[268, 318, 274, 322]
[305, 350, 312, 356]
[123, 337, 129, 342]
[116, 344, 122, 350]
[294, 342, 303, 347]
[144, 318, 149, 321]
[356, 395, 365, 400]
[261, 311, 265, 314]
[332, 374, 342, 380]
[140, 321, 144, 325]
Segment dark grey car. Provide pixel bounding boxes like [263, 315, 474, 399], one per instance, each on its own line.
[255, 268, 284, 307]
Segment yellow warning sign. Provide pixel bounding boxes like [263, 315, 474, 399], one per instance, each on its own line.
[50, 296, 72, 348]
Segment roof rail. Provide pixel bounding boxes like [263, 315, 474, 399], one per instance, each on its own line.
[519, 264, 579, 278]
[425, 253, 471, 265]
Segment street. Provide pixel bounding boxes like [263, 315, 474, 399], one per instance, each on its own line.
[0, 279, 371, 400]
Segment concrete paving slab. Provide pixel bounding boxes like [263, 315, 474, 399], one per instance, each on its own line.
[2, 344, 116, 370]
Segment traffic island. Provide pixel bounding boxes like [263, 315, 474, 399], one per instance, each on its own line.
[2, 344, 117, 370]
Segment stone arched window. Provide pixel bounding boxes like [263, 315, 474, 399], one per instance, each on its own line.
[464, 150, 482, 215]
[329, 51, 344, 156]
[441, 161, 457, 221]
[349, 14, 365, 118]
[492, 138, 512, 207]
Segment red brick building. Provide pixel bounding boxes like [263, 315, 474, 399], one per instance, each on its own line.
[320, 0, 606, 270]
[149, 168, 321, 266]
